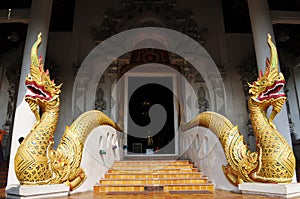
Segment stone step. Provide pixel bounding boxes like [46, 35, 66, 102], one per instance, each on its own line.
[94, 159, 214, 194]
[111, 164, 194, 170]
[107, 168, 199, 173]
[123, 156, 178, 161]
[104, 172, 203, 179]
[113, 160, 190, 165]
[100, 177, 208, 185]
[94, 183, 214, 192]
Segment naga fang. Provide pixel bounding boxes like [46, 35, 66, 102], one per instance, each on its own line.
[182, 34, 295, 186]
[14, 33, 122, 190]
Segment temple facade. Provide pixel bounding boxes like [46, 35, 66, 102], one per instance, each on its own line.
[1, 0, 300, 194]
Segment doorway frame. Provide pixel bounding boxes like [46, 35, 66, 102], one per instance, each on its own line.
[124, 72, 179, 157]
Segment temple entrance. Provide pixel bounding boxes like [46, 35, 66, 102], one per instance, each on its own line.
[125, 74, 177, 156]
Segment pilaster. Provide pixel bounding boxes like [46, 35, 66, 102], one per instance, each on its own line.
[247, 0, 293, 148]
[7, 0, 53, 187]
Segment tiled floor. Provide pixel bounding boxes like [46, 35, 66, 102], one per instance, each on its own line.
[1, 188, 296, 199]
[1, 159, 300, 198]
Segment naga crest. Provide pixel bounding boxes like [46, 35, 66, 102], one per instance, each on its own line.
[181, 33, 295, 187]
[15, 33, 121, 190]
[248, 34, 286, 104]
[25, 33, 62, 117]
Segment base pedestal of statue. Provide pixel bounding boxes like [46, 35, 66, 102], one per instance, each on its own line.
[6, 184, 70, 199]
[239, 183, 300, 198]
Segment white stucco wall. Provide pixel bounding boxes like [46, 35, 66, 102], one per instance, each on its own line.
[44, 0, 252, 147]
[180, 127, 237, 191]
[7, 0, 290, 191]
[72, 125, 123, 193]
[44, 1, 256, 189]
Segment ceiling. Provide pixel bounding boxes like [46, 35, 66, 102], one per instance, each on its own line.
[222, 0, 300, 56]
[0, 0, 299, 57]
[0, 0, 74, 55]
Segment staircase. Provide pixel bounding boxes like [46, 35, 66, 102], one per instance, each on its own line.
[94, 159, 214, 194]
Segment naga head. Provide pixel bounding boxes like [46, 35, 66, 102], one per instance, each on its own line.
[248, 34, 286, 104]
[25, 33, 62, 112]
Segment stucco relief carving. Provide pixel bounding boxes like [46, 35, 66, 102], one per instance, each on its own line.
[4, 59, 21, 132]
[88, 1, 227, 119]
[95, 87, 107, 111]
[196, 85, 209, 114]
[91, 0, 208, 45]
[2, 59, 21, 159]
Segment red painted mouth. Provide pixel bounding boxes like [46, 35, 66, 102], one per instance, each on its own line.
[257, 80, 286, 101]
[25, 80, 52, 100]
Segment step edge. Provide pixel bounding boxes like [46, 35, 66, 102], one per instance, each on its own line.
[95, 183, 215, 187]
[100, 177, 208, 181]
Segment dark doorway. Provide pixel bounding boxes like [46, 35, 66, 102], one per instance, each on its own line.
[127, 76, 175, 155]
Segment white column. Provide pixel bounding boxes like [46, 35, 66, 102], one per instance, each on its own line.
[248, 0, 276, 71]
[7, 0, 53, 186]
[248, 0, 295, 177]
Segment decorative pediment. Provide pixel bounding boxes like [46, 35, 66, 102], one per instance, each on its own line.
[105, 48, 199, 82]
[92, 0, 208, 44]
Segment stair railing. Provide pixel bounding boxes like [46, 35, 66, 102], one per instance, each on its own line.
[72, 125, 124, 193]
[179, 126, 236, 191]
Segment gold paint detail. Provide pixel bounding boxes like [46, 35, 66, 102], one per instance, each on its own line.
[182, 34, 295, 186]
[14, 33, 122, 190]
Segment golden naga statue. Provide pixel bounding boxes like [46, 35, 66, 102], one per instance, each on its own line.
[14, 33, 121, 190]
[182, 34, 295, 186]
